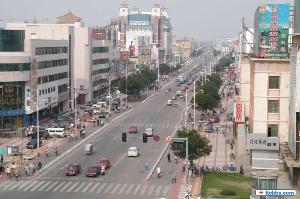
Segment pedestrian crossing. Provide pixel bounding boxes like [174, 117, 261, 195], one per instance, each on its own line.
[0, 179, 169, 197]
[114, 121, 181, 129]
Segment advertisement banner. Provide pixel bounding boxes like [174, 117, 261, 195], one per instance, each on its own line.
[234, 96, 244, 124]
[256, 4, 289, 58]
[126, 35, 138, 58]
[138, 36, 151, 47]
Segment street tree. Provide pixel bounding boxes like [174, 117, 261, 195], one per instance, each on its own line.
[171, 129, 211, 161]
[195, 92, 218, 110]
[159, 63, 171, 75]
[139, 67, 157, 86]
[215, 53, 234, 72]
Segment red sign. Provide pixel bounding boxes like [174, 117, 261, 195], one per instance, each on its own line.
[234, 96, 244, 124]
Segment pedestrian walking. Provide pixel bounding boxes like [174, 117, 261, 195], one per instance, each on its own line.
[157, 166, 161, 179]
[174, 155, 178, 164]
[167, 153, 171, 163]
[14, 169, 19, 181]
[171, 172, 177, 183]
[0, 155, 3, 163]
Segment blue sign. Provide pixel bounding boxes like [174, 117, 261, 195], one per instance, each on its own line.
[144, 161, 150, 171]
[0, 109, 24, 117]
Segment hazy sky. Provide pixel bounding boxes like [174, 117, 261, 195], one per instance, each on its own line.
[0, 0, 291, 41]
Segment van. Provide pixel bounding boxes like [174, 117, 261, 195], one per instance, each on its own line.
[47, 128, 65, 138]
[97, 102, 107, 108]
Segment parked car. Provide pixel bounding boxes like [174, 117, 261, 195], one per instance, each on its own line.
[86, 166, 100, 177]
[205, 124, 214, 133]
[99, 112, 108, 118]
[171, 95, 177, 100]
[128, 126, 138, 134]
[65, 164, 81, 176]
[97, 158, 111, 170]
[26, 139, 42, 149]
[208, 116, 220, 123]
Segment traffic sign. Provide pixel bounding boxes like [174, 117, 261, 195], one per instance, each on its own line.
[165, 135, 172, 143]
[153, 135, 160, 141]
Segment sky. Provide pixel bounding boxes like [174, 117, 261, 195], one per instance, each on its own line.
[0, 0, 292, 41]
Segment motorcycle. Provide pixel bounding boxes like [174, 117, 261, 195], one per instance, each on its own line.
[80, 130, 86, 138]
[100, 166, 106, 175]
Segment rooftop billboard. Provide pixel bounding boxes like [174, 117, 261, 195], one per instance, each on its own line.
[256, 4, 289, 58]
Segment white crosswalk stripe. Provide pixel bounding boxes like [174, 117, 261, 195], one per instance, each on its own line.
[96, 182, 107, 193]
[37, 181, 52, 191]
[89, 182, 100, 193]
[125, 184, 135, 195]
[44, 181, 59, 191]
[81, 182, 93, 193]
[30, 181, 45, 191]
[59, 181, 73, 192]
[74, 182, 86, 192]
[103, 182, 114, 194]
[66, 181, 79, 192]
[0, 180, 168, 197]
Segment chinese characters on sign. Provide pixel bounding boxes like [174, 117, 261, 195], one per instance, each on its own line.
[256, 4, 289, 58]
[247, 134, 279, 151]
[234, 96, 244, 124]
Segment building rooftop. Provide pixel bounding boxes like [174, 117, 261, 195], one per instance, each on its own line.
[56, 10, 82, 24]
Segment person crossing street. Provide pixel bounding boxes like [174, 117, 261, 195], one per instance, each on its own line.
[157, 166, 161, 179]
[167, 153, 171, 163]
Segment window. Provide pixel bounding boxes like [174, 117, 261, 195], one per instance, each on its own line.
[92, 47, 109, 54]
[38, 59, 68, 69]
[268, 100, 279, 113]
[35, 47, 68, 55]
[269, 76, 279, 89]
[92, 58, 109, 65]
[268, 124, 278, 137]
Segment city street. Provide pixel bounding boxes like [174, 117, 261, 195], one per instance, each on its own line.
[0, 76, 190, 199]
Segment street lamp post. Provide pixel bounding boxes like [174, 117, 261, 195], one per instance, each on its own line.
[125, 62, 128, 106]
[193, 81, 196, 129]
[185, 90, 188, 128]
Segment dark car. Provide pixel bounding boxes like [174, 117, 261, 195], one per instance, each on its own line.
[205, 124, 214, 133]
[65, 164, 81, 176]
[99, 112, 108, 118]
[86, 166, 100, 177]
[26, 139, 42, 149]
[128, 126, 138, 134]
[30, 128, 50, 140]
[97, 158, 111, 170]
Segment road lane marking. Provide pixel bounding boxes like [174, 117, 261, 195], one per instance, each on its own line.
[37, 177, 104, 181]
[59, 181, 73, 192]
[139, 184, 148, 195]
[125, 184, 134, 195]
[133, 184, 141, 195]
[30, 181, 45, 191]
[17, 181, 32, 191]
[59, 163, 69, 170]
[7, 181, 21, 191]
[96, 182, 107, 193]
[37, 180, 52, 191]
[66, 181, 79, 192]
[117, 184, 127, 194]
[0, 181, 16, 191]
[52, 181, 65, 192]
[89, 182, 100, 193]
[81, 182, 93, 192]
[111, 152, 127, 171]
[147, 185, 155, 195]
[44, 180, 58, 191]
[162, 185, 169, 196]
[155, 185, 162, 196]
[23, 181, 39, 191]
[110, 183, 121, 194]
[74, 182, 86, 192]
[103, 183, 114, 194]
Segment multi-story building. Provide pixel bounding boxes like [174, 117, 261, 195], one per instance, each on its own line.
[0, 11, 121, 128]
[174, 38, 192, 62]
[0, 28, 69, 129]
[118, 3, 172, 67]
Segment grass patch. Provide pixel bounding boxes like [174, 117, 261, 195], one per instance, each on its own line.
[201, 172, 251, 199]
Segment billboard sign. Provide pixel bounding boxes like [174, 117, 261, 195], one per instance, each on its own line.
[247, 133, 279, 151]
[126, 35, 138, 58]
[234, 96, 245, 124]
[256, 4, 289, 58]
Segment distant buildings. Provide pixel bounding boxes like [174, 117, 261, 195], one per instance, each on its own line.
[118, 3, 173, 68]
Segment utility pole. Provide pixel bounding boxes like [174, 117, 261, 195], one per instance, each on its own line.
[36, 88, 40, 153]
[156, 44, 160, 89]
[193, 81, 196, 129]
[204, 67, 207, 83]
[185, 90, 188, 128]
[125, 62, 128, 106]
[74, 79, 77, 133]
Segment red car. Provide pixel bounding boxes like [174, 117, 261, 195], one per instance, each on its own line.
[65, 164, 81, 176]
[86, 166, 100, 177]
[208, 116, 220, 123]
[97, 158, 111, 170]
[128, 126, 138, 134]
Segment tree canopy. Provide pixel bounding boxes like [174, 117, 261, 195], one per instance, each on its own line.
[215, 53, 234, 72]
[171, 129, 211, 161]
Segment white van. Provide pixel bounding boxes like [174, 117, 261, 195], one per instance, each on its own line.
[47, 128, 65, 138]
[97, 102, 107, 108]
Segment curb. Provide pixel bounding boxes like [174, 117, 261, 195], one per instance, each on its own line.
[34, 109, 133, 177]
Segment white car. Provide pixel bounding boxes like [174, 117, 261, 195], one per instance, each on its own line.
[144, 128, 153, 137]
[128, 147, 139, 157]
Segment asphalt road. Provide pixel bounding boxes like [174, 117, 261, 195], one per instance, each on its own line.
[0, 77, 189, 199]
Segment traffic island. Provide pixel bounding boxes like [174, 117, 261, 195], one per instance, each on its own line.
[201, 172, 251, 199]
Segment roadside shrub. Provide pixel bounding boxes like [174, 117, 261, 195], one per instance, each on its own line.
[220, 189, 236, 196]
